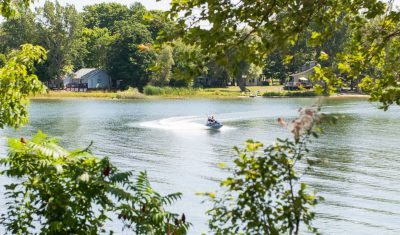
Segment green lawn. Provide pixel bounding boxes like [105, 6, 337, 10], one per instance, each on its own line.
[33, 85, 320, 99]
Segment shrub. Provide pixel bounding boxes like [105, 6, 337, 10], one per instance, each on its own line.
[203, 107, 334, 235]
[143, 85, 199, 96]
[0, 131, 189, 234]
[263, 91, 318, 97]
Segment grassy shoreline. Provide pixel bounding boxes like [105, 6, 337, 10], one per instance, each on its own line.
[31, 86, 369, 100]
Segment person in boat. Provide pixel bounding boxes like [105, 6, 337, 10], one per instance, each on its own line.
[207, 115, 216, 124]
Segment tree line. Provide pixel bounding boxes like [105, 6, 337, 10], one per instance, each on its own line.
[0, 1, 254, 90]
[0, 1, 354, 92]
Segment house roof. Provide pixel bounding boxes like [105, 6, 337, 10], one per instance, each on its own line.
[73, 68, 103, 80]
[290, 65, 316, 77]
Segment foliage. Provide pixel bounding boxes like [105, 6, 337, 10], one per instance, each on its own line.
[263, 52, 288, 84]
[247, 63, 263, 82]
[166, 0, 400, 106]
[151, 44, 175, 86]
[82, 2, 130, 31]
[80, 27, 116, 68]
[263, 91, 318, 97]
[34, 0, 83, 81]
[334, 6, 400, 110]
[205, 57, 230, 87]
[0, 0, 84, 82]
[0, 44, 46, 128]
[79, 2, 177, 90]
[143, 85, 199, 96]
[0, 8, 38, 52]
[0, 131, 189, 234]
[118, 171, 190, 234]
[0, 0, 31, 17]
[105, 21, 156, 90]
[166, 0, 384, 65]
[170, 39, 206, 87]
[203, 107, 331, 235]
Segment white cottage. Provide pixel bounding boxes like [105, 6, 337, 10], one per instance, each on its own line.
[64, 68, 111, 90]
[284, 61, 317, 90]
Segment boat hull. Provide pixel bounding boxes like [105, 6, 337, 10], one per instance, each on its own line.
[206, 122, 223, 129]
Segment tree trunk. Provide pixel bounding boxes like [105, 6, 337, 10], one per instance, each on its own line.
[237, 74, 247, 92]
[237, 60, 249, 92]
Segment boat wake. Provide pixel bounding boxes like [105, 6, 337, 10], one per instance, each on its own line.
[137, 116, 234, 131]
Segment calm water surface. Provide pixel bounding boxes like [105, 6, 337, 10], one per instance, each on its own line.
[0, 97, 399, 234]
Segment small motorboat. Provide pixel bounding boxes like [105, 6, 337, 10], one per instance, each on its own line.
[206, 117, 223, 129]
[206, 120, 223, 129]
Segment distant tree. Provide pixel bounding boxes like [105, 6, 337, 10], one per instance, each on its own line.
[169, 39, 206, 87]
[80, 27, 115, 68]
[0, 53, 5, 66]
[106, 21, 155, 90]
[247, 63, 263, 83]
[206, 58, 230, 87]
[263, 52, 288, 84]
[151, 44, 174, 86]
[145, 10, 175, 40]
[35, 0, 83, 81]
[82, 2, 129, 31]
[0, 8, 37, 52]
[129, 2, 148, 23]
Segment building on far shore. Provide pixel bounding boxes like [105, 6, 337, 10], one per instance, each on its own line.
[245, 74, 269, 86]
[63, 68, 111, 91]
[284, 61, 317, 90]
[290, 61, 317, 81]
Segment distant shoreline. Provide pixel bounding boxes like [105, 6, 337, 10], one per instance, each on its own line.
[30, 90, 369, 100]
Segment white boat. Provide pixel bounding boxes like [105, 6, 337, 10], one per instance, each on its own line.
[206, 120, 223, 129]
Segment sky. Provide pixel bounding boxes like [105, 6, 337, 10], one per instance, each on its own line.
[34, 0, 172, 11]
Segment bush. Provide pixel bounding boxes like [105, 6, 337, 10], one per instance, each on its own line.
[143, 85, 199, 96]
[0, 131, 189, 234]
[202, 107, 334, 235]
[263, 91, 318, 97]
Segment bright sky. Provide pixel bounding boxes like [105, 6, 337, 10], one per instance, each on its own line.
[34, 0, 172, 11]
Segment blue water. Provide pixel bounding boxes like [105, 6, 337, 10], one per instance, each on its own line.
[0, 97, 399, 234]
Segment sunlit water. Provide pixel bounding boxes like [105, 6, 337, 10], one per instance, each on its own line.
[0, 97, 399, 234]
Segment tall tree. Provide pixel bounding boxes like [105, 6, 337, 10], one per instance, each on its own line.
[106, 21, 155, 90]
[82, 3, 129, 31]
[170, 39, 206, 87]
[0, 8, 37, 52]
[144, 10, 175, 40]
[35, 0, 83, 81]
[151, 44, 174, 86]
[80, 27, 115, 68]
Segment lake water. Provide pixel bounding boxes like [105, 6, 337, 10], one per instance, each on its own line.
[0, 97, 399, 234]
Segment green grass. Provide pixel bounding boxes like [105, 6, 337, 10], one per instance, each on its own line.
[33, 86, 320, 99]
[143, 85, 284, 97]
[34, 87, 144, 99]
[262, 90, 318, 97]
[143, 85, 199, 96]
